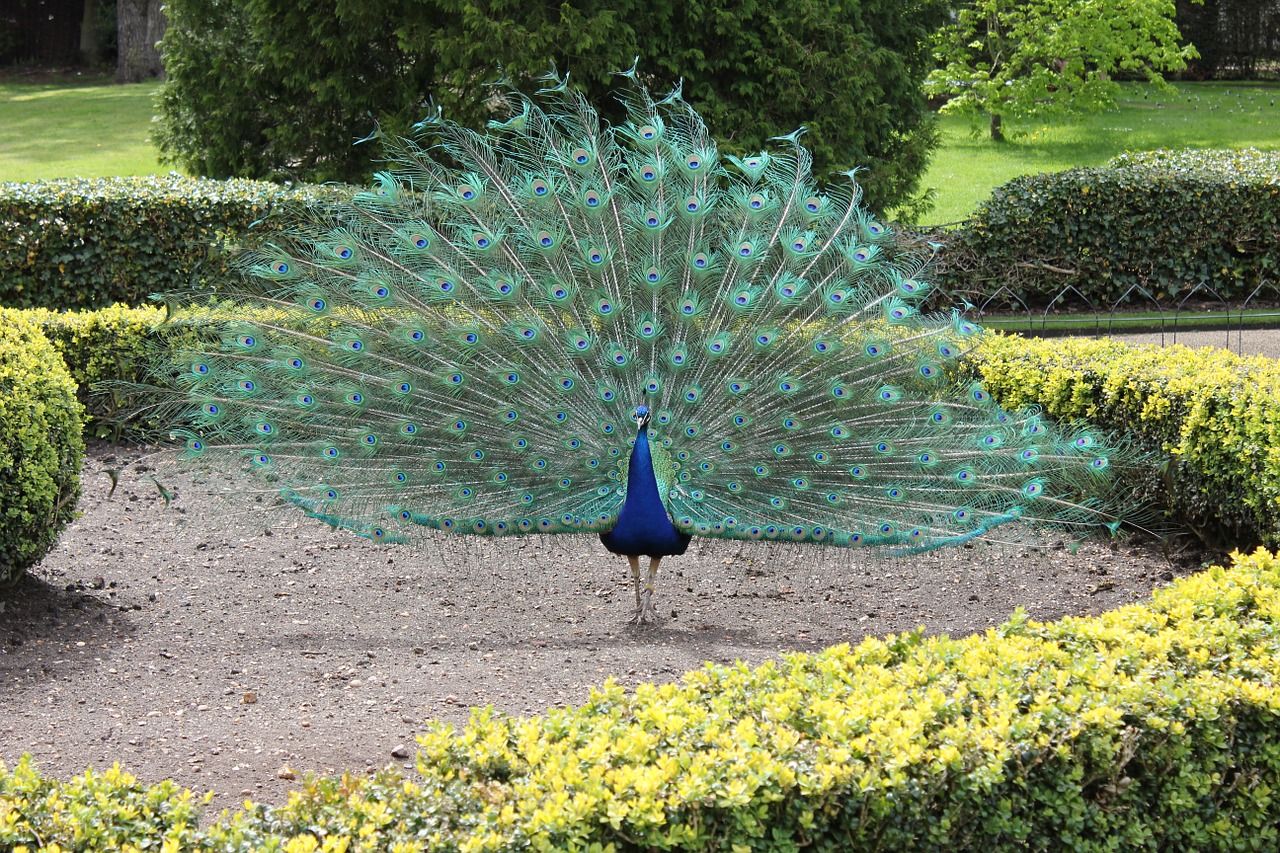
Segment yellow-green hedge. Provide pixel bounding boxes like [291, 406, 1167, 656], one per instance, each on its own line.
[969, 334, 1280, 550]
[9, 307, 1272, 549]
[0, 309, 86, 583]
[6, 548, 1280, 851]
[22, 305, 167, 437]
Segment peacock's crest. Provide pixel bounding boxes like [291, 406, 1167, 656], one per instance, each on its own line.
[161, 69, 1140, 568]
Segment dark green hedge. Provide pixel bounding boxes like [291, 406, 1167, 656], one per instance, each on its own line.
[0, 175, 352, 311]
[931, 148, 1280, 307]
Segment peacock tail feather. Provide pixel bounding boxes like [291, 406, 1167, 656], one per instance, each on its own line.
[160, 69, 1141, 552]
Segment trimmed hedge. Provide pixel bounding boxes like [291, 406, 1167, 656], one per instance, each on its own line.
[969, 334, 1280, 550]
[5, 547, 1280, 850]
[8, 305, 1276, 551]
[0, 309, 85, 584]
[932, 148, 1280, 307]
[22, 304, 168, 437]
[0, 176, 352, 311]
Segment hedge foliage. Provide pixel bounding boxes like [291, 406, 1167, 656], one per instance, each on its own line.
[0, 176, 351, 311]
[8, 304, 1277, 548]
[970, 334, 1280, 550]
[932, 148, 1280, 307]
[5, 547, 1280, 850]
[0, 309, 85, 584]
[21, 305, 169, 438]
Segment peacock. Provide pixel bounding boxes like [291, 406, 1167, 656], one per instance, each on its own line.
[160, 68, 1143, 624]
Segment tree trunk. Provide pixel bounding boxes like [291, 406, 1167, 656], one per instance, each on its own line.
[80, 0, 103, 65]
[116, 0, 167, 83]
[990, 112, 1005, 142]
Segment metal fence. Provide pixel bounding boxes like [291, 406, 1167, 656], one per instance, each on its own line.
[965, 280, 1280, 356]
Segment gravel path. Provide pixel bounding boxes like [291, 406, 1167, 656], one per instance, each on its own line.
[2, 441, 1203, 816]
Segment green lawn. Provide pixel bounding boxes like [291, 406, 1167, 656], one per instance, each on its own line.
[2, 75, 1277, 225]
[0, 74, 165, 182]
[918, 81, 1280, 226]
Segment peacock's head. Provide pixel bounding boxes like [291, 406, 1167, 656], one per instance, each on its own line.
[632, 404, 651, 430]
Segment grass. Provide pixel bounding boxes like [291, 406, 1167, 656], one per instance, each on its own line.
[917, 80, 1280, 226]
[0, 73, 165, 182]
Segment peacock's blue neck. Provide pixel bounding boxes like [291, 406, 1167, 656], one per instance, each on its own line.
[599, 421, 692, 558]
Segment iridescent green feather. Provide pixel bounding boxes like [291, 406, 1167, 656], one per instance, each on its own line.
[158, 70, 1146, 550]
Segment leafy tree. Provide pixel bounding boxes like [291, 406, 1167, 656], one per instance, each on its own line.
[155, 0, 947, 212]
[926, 0, 1199, 141]
[154, 0, 439, 183]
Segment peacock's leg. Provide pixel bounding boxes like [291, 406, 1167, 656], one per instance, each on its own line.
[633, 556, 661, 625]
[627, 555, 642, 613]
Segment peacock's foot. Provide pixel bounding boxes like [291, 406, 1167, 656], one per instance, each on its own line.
[631, 587, 660, 625]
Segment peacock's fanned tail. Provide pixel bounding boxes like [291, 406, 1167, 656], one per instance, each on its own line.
[162, 70, 1141, 551]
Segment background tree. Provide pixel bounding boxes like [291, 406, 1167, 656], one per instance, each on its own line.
[154, 0, 438, 182]
[926, 0, 1200, 141]
[154, 0, 948, 213]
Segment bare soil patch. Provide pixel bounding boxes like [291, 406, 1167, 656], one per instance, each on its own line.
[2, 441, 1206, 815]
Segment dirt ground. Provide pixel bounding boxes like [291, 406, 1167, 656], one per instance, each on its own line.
[2, 441, 1208, 817]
